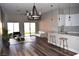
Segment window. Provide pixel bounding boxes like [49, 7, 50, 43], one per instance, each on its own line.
[24, 22, 36, 36]
[7, 22, 19, 34]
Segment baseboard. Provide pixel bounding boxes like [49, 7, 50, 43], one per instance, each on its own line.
[56, 44, 79, 54]
[50, 43, 79, 54]
[67, 48, 79, 54]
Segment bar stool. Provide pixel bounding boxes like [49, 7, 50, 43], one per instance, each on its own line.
[59, 37, 68, 50]
[50, 35, 56, 45]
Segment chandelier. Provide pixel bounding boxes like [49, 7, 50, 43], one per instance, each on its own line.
[26, 4, 41, 21]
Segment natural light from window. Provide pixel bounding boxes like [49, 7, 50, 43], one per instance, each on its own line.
[7, 22, 19, 34]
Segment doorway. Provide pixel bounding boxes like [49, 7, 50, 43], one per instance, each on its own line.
[24, 22, 36, 37]
[7, 22, 19, 44]
[7, 22, 19, 34]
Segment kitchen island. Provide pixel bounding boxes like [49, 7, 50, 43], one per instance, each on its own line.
[48, 32, 79, 53]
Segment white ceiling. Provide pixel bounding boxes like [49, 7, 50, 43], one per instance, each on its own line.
[0, 3, 79, 15]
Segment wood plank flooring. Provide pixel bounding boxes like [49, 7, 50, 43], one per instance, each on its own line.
[0, 36, 77, 56]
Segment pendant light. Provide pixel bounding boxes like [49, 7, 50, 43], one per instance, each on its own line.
[26, 3, 41, 21]
[58, 6, 60, 21]
[69, 4, 71, 21]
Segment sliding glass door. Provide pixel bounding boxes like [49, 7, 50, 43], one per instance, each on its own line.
[7, 22, 35, 37]
[7, 22, 19, 34]
[24, 22, 30, 36]
[30, 23, 36, 35]
[24, 22, 36, 36]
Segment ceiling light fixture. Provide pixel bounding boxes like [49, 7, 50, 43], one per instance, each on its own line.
[26, 3, 41, 21]
[58, 6, 60, 21]
[69, 4, 71, 21]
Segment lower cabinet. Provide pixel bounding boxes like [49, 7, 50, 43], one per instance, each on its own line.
[48, 33, 79, 53]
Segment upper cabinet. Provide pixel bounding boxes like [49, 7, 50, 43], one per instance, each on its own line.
[65, 14, 79, 26]
[58, 7, 79, 26]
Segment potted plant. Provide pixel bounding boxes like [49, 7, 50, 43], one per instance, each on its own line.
[2, 28, 10, 48]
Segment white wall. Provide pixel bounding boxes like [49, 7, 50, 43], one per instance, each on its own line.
[2, 14, 39, 35]
[39, 9, 58, 32]
[2, 14, 27, 35]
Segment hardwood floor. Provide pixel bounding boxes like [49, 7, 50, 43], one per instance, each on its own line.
[0, 36, 77, 56]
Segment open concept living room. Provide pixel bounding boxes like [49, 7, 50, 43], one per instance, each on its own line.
[0, 3, 79, 56]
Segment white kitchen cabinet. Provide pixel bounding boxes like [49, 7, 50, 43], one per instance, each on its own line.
[48, 32, 79, 53]
[65, 14, 79, 26]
